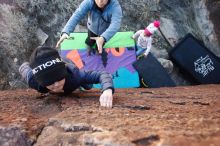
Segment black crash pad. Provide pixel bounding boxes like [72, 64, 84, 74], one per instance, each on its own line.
[170, 34, 220, 84]
[133, 53, 176, 88]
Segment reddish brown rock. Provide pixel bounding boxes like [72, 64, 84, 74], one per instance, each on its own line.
[0, 85, 220, 145]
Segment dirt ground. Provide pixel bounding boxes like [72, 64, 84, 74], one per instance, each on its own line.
[0, 84, 220, 146]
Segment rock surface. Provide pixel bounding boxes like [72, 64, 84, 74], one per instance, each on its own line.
[0, 85, 220, 146]
[0, 0, 220, 89]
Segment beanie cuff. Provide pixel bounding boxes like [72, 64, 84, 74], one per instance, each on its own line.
[144, 29, 152, 36]
[34, 63, 67, 86]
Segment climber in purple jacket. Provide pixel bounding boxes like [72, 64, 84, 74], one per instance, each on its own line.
[19, 46, 114, 108]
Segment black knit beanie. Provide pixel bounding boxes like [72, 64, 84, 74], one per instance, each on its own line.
[30, 46, 67, 86]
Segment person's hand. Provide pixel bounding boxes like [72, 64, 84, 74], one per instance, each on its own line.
[56, 33, 70, 48]
[99, 89, 113, 108]
[90, 36, 105, 54]
[131, 35, 135, 39]
[144, 54, 148, 58]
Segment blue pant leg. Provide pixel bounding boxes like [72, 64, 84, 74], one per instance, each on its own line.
[136, 46, 146, 56]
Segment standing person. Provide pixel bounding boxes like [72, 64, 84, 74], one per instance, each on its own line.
[56, 0, 122, 55]
[19, 46, 114, 108]
[132, 20, 160, 57]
